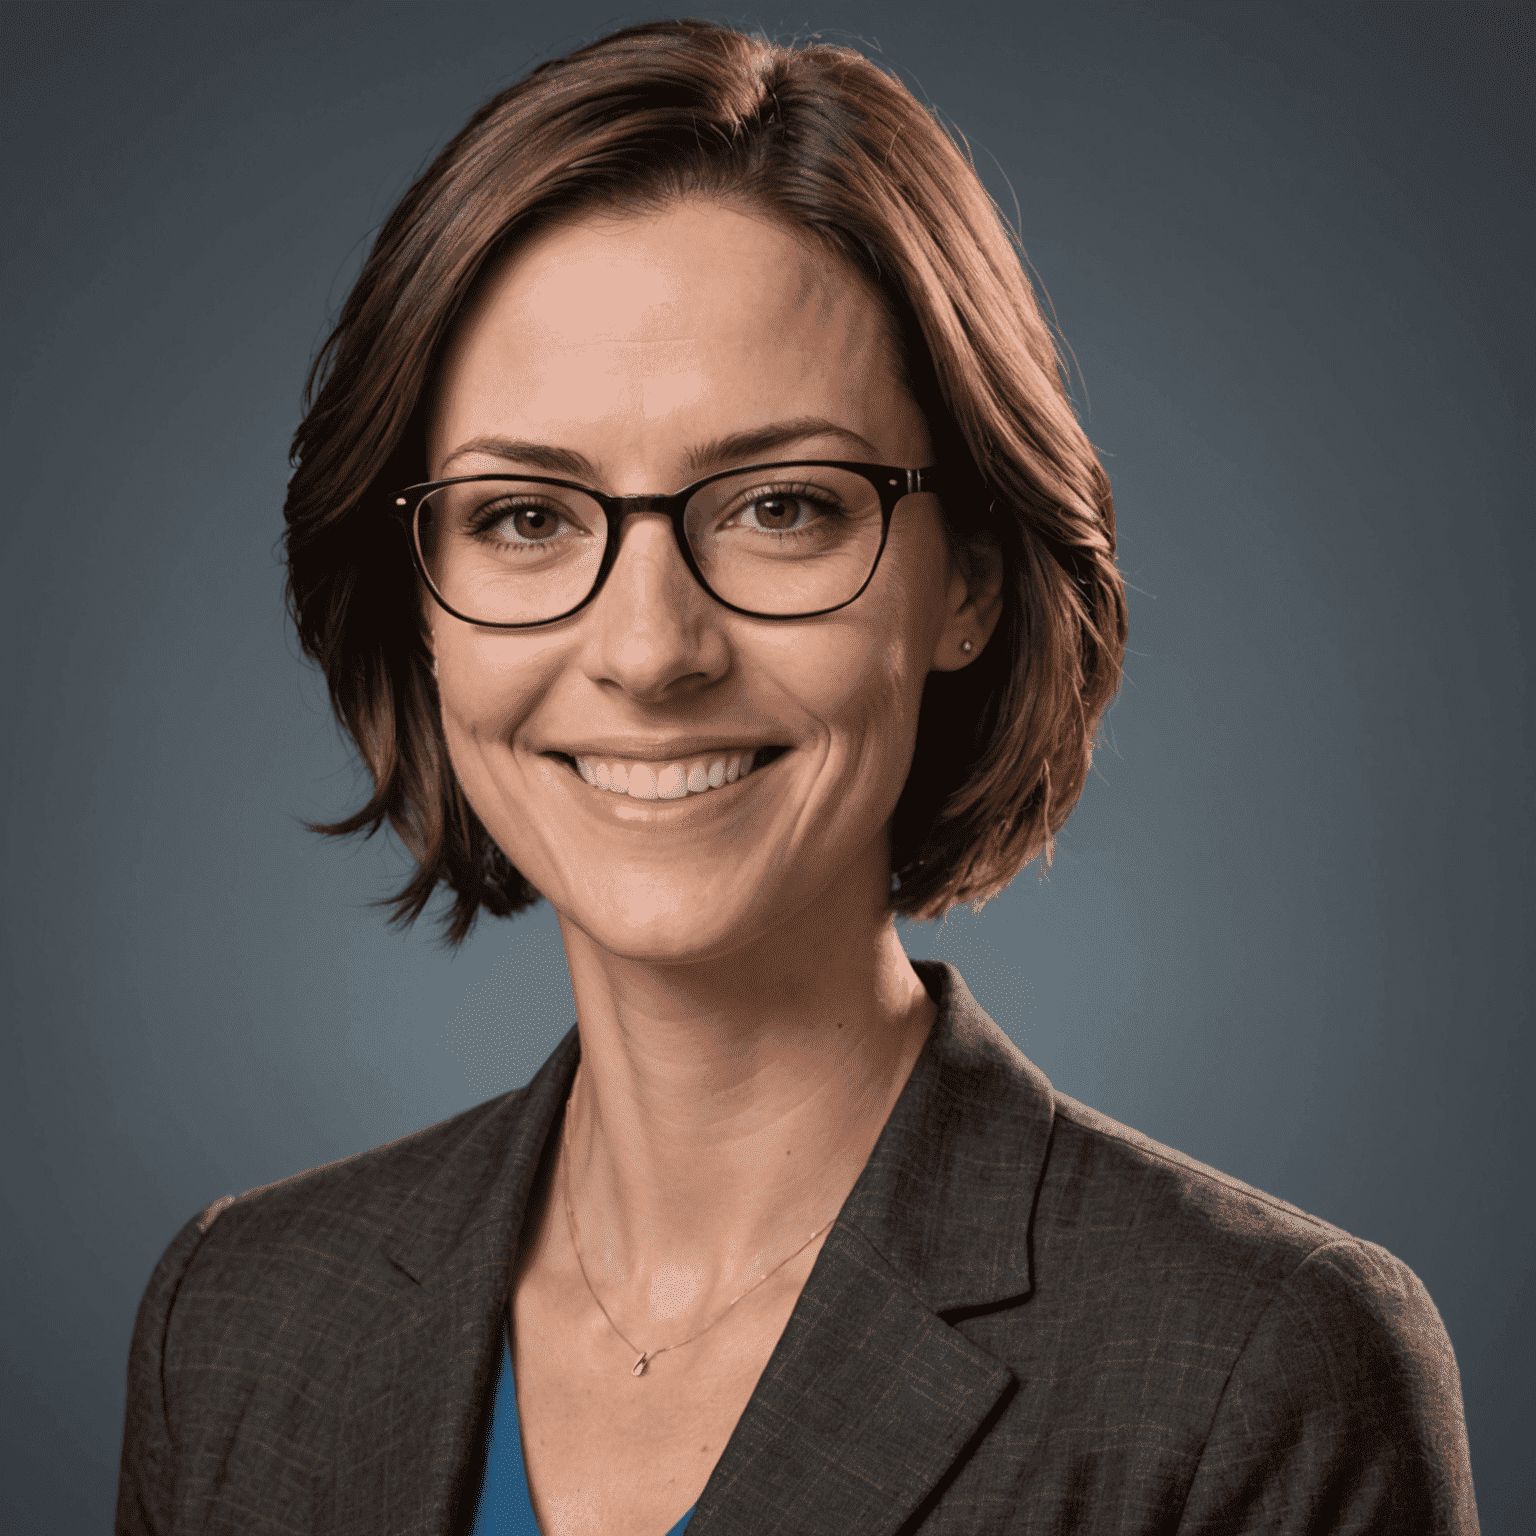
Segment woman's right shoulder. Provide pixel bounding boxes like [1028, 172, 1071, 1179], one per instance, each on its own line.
[148, 1074, 546, 1294]
[118, 1060, 574, 1532]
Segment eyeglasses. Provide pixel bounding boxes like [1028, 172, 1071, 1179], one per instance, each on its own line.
[394, 460, 945, 628]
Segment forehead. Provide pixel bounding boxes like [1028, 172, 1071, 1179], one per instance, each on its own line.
[428, 200, 907, 469]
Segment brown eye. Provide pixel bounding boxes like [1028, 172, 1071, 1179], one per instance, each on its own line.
[503, 506, 562, 542]
[747, 494, 804, 530]
[472, 500, 571, 545]
[736, 491, 839, 533]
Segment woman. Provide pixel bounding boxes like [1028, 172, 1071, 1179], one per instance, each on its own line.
[116, 20, 1477, 1535]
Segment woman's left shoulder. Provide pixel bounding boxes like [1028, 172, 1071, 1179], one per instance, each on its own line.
[1044, 1093, 1413, 1296]
[1038, 1089, 1440, 1324]
[1041, 1093, 1472, 1486]
[984, 1090, 1479, 1525]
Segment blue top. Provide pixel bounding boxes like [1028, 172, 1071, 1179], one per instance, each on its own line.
[470, 1332, 695, 1535]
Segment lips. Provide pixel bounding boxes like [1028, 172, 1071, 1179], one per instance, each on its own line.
[563, 745, 786, 801]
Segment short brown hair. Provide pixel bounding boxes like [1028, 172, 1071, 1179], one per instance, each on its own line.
[283, 18, 1127, 945]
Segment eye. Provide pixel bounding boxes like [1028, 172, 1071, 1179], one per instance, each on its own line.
[472, 499, 573, 546]
[729, 486, 841, 534]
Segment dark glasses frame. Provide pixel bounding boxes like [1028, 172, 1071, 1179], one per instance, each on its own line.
[392, 460, 945, 628]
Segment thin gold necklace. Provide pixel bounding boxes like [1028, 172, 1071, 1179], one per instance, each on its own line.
[560, 1091, 837, 1377]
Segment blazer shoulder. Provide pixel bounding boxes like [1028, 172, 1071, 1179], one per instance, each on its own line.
[147, 1073, 559, 1329]
[1043, 1090, 1364, 1283]
[116, 1194, 243, 1535]
[126, 1193, 242, 1369]
[206, 1079, 539, 1262]
[1178, 1223, 1478, 1529]
[1031, 1090, 1474, 1509]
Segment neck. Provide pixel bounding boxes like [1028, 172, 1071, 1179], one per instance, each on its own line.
[553, 865, 935, 1300]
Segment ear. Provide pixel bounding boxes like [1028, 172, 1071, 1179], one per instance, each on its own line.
[929, 531, 1005, 673]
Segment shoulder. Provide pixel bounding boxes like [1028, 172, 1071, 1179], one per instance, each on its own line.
[202, 1085, 526, 1265]
[118, 1046, 574, 1530]
[1034, 1089, 1454, 1347]
[959, 1085, 1476, 1526]
[132, 1076, 544, 1356]
[902, 964, 1427, 1329]
[1042, 1095, 1472, 1495]
[233, 1084, 527, 1228]
[1056, 1088, 1459, 1353]
[1043, 1089, 1349, 1273]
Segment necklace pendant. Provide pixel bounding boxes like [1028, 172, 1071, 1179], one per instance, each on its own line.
[631, 1352, 650, 1377]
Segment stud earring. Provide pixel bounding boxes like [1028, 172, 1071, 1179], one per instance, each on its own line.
[960, 639, 974, 655]
[430, 655, 438, 678]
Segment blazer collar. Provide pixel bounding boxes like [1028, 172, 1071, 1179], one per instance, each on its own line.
[376, 1024, 580, 1288]
[331, 1027, 581, 1534]
[839, 959, 1054, 1314]
[689, 961, 1056, 1535]
[337, 961, 1054, 1536]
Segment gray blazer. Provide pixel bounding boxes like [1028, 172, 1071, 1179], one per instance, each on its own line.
[116, 962, 1478, 1533]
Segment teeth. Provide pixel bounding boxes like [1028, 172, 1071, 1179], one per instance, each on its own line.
[572, 750, 767, 799]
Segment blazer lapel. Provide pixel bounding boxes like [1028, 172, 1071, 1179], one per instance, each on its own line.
[326, 1028, 581, 1536]
[690, 962, 1055, 1536]
[690, 1223, 1016, 1536]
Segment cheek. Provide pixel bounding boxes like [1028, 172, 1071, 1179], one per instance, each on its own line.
[775, 591, 936, 797]
[435, 636, 552, 767]
[828, 543, 952, 796]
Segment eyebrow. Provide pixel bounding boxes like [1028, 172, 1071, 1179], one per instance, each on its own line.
[439, 417, 882, 485]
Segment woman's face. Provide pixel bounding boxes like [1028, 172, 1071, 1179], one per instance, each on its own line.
[427, 199, 982, 963]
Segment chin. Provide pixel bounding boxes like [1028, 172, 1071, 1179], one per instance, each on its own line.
[559, 894, 770, 968]
[546, 834, 889, 970]
[541, 846, 816, 966]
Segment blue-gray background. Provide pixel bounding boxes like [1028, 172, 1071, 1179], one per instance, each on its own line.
[3, 1, 1529, 1527]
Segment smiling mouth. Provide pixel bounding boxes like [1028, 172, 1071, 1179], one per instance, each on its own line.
[554, 745, 789, 801]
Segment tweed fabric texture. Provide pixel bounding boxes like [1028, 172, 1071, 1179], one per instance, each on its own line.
[116, 963, 1478, 1533]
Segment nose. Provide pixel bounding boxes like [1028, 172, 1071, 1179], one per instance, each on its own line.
[583, 513, 729, 701]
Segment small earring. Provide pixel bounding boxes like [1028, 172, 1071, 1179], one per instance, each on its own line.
[960, 639, 974, 655]
[430, 655, 438, 678]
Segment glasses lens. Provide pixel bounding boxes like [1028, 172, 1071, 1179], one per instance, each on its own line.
[685, 465, 887, 615]
[415, 480, 608, 625]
